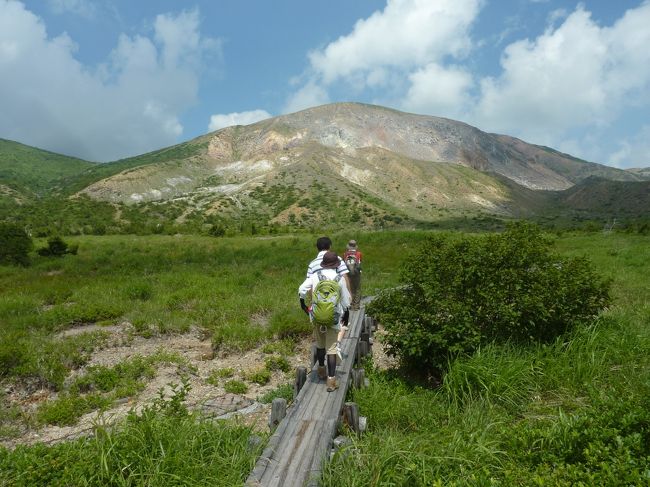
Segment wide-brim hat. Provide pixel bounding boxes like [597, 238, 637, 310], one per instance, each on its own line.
[347, 239, 357, 249]
[321, 251, 339, 269]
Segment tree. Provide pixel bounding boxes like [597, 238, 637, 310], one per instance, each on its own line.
[368, 222, 611, 377]
[0, 223, 33, 266]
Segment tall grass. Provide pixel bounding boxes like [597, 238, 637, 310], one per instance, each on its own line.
[2, 229, 649, 485]
[0, 384, 263, 486]
[323, 231, 650, 486]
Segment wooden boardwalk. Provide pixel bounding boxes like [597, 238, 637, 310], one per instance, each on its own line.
[246, 307, 368, 487]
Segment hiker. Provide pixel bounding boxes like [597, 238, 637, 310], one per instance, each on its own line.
[343, 239, 363, 310]
[306, 236, 350, 281]
[299, 251, 351, 392]
[306, 236, 351, 357]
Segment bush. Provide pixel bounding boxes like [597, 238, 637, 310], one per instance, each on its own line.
[369, 222, 611, 376]
[0, 222, 33, 266]
[246, 368, 271, 385]
[265, 355, 291, 373]
[224, 380, 248, 394]
[37, 236, 78, 257]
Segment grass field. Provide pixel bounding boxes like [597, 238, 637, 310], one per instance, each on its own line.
[1, 229, 649, 485]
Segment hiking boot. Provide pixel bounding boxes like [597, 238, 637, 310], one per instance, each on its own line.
[317, 365, 327, 381]
[326, 376, 338, 392]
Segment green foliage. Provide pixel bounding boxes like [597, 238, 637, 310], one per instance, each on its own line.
[246, 368, 271, 385]
[36, 393, 110, 426]
[258, 383, 294, 404]
[223, 380, 248, 394]
[37, 235, 78, 256]
[261, 337, 296, 356]
[0, 222, 33, 266]
[0, 381, 262, 486]
[124, 281, 153, 301]
[34, 352, 188, 426]
[264, 355, 291, 373]
[369, 222, 612, 375]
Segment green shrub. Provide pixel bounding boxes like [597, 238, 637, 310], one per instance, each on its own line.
[37, 236, 77, 257]
[261, 337, 296, 356]
[0, 222, 33, 266]
[369, 222, 611, 376]
[36, 393, 110, 426]
[206, 367, 236, 386]
[246, 368, 271, 385]
[124, 281, 153, 301]
[258, 383, 294, 404]
[224, 380, 248, 394]
[265, 355, 291, 373]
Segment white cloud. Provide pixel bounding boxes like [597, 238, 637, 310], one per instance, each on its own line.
[608, 125, 650, 169]
[309, 0, 481, 85]
[401, 63, 474, 118]
[287, 0, 482, 114]
[284, 81, 330, 114]
[208, 109, 272, 132]
[471, 3, 650, 148]
[0, 1, 220, 161]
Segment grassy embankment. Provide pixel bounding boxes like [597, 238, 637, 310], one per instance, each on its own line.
[1, 230, 649, 485]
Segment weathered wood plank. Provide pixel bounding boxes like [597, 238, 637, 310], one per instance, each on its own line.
[246, 308, 366, 487]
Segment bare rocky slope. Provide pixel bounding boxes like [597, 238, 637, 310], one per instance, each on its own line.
[3, 103, 646, 225]
[73, 102, 644, 222]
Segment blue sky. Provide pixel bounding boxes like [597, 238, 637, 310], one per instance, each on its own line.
[1, 0, 649, 168]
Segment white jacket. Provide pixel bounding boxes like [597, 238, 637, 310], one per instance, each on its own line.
[298, 268, 351, 325]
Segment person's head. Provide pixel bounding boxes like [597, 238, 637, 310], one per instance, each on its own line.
[316, 236, 332, 251]
[321, 251, 338, 269]
[347, 239, 357, 250]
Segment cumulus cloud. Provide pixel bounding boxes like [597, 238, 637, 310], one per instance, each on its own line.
[309, 0, 480, 84]
[285, 0, 650, 166]
[287, 0, 482, 116]
[208, 109, 272, 132]
[471, 3, 650, 147]
[401, 63, 474, 118]
[0, 1, 220, 161]
[284, 81, 330, 114]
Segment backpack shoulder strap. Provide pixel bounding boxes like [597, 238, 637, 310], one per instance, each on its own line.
[317, 270, 325, 282]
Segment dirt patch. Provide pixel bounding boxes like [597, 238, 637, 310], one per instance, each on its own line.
[1, 323, 313, 449]
[2, 317, 394, 449]
[370, 327, 398, 370]
[56, 323, 123, 338]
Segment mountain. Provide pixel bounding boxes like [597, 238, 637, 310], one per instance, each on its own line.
[0, 138, 95, 204]
[1, 103, 648, 232]
[75, 103, 640, 211]
[626, 167, 650, 180]
[552, 177, 650, 216]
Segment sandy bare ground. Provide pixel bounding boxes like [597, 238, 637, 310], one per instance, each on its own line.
[2, 319, 392, 449]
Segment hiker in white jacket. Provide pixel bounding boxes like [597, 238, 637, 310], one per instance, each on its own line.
[298, 251, 351, 392]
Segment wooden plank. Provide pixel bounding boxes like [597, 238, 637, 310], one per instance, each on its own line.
[246, 308, 366, 487]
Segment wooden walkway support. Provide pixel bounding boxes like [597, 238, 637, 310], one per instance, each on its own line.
[246, 307, 371, 487]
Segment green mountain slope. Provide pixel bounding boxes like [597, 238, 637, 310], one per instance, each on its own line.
[0, 138, 95, 200]
[554, 177, 650, 216]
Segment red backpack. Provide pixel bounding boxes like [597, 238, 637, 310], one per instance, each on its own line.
[343, 250, 362, 272]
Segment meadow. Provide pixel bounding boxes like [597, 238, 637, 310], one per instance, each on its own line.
[1, 229, 649, 485]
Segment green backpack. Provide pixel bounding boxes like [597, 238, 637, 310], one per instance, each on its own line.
[311, 271, 342, 326]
